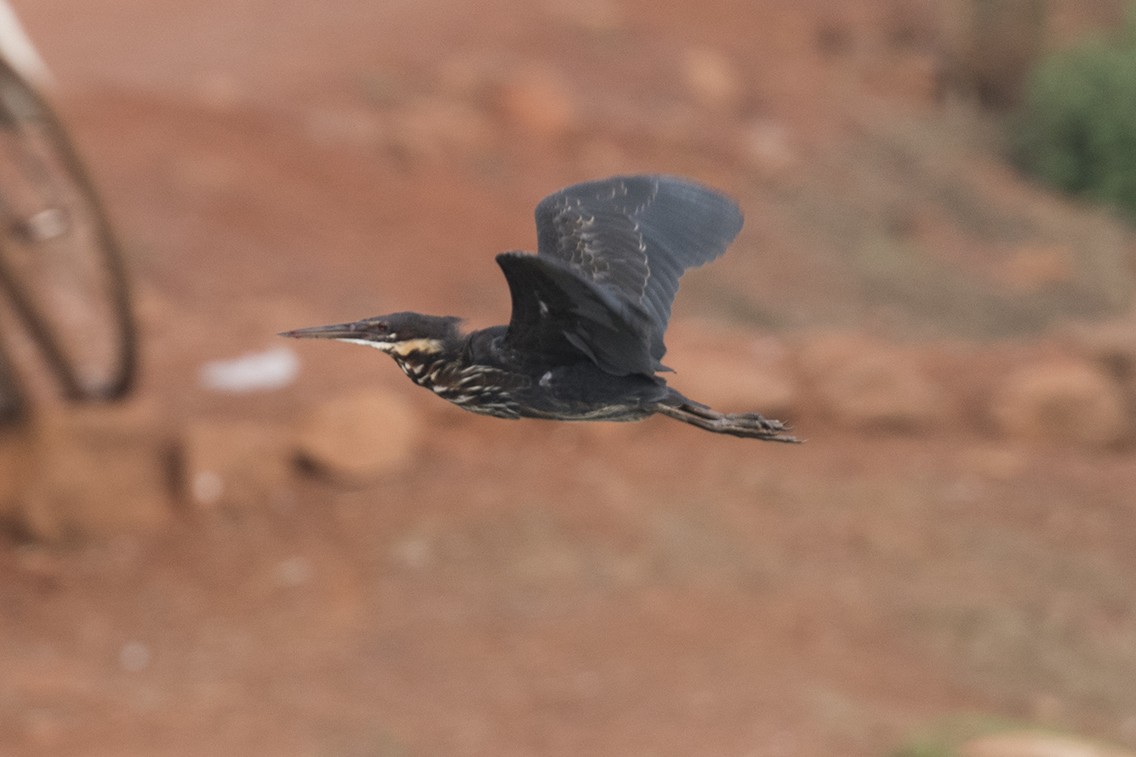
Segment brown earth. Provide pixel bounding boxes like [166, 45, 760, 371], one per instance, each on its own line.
[2, 0, 1136, 755]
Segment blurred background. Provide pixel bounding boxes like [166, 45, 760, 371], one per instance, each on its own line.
[1, 0, 1136, 754]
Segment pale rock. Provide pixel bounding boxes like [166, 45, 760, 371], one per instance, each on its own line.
[798, 333, 947, 431]
[988, 358, 1130, 448]
[199, 346, 299, 393]
[294, 391, 423, 485]
[118, 641, 152, 673]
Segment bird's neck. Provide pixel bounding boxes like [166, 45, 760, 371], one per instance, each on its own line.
[388, 337, 466, 388]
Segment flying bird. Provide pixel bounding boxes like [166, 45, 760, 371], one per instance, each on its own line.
[283, 175, 798, 442]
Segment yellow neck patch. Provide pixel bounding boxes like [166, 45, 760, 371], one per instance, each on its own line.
[389, 338, 445, 357]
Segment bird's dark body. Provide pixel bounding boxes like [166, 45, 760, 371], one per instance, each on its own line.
[284, 175, 798, 442]
[389, 325, 669, 421]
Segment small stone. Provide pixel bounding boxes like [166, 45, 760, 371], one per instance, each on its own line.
[274, 556, 313, 587]
[988, 358, 1130, 448]
[191, 471, 224, 507]
[391, 535, 433, 570]
[496, 64, 580, 139]
[961, 731, 1136, 757]
[199, 346, 299, 394]
[118, 641, 151, 673]
[798, 333, 947, 432]
[295, 391, 423, 485]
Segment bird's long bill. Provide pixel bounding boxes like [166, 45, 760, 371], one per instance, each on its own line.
[278, 321, 366, 340]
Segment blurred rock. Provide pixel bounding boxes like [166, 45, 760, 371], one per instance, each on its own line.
[496, 64, 580, 139]
[199, 346, 299, 393]
[961, 731, 1136, 757]
[16, 401, 173, 541]
[988, 358, 1130, 448]
[294, 391, 423, 486]
[681, 48, 744, 111]
[118, 640, 152, 673]
[798, 333, 948, 431]
[179, 419, 293, 510]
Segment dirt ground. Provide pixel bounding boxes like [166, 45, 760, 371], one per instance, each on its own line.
[2, 1, 1136, 755]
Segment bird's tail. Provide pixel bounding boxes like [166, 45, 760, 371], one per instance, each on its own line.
[656, 391, 800, 443]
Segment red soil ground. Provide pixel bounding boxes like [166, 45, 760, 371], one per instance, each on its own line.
[1, 1, 1136, 755]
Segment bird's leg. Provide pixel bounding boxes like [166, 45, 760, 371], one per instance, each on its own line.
[656, 394, 800, 443]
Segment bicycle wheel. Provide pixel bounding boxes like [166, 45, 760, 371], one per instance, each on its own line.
[0, 329, 25, 425]
[0, 55, 135, 401]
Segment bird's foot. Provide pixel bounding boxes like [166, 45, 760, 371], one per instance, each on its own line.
[713, 411, 800, 442]
[657, 399, 801, 443]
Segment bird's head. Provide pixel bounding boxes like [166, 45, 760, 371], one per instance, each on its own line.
[280, 312, 462, 357]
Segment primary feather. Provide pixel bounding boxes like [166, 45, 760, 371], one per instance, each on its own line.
[500, 175, 743, 376]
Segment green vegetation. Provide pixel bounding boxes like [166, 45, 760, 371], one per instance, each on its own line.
[1013, 15, 1136, 218]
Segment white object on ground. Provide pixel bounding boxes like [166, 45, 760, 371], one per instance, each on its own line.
[199, 346, 300, 393]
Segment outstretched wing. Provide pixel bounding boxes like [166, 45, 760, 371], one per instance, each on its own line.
[497, 175, 743, 376]
[533, 175, 743, 362]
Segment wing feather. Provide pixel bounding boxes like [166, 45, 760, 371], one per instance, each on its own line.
[496, 252, 657, 376]
[498, 175, 743, 376]
[533, 175, 743, 363]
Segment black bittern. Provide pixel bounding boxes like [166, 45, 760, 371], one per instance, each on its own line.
[283, 175, 798, 442]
